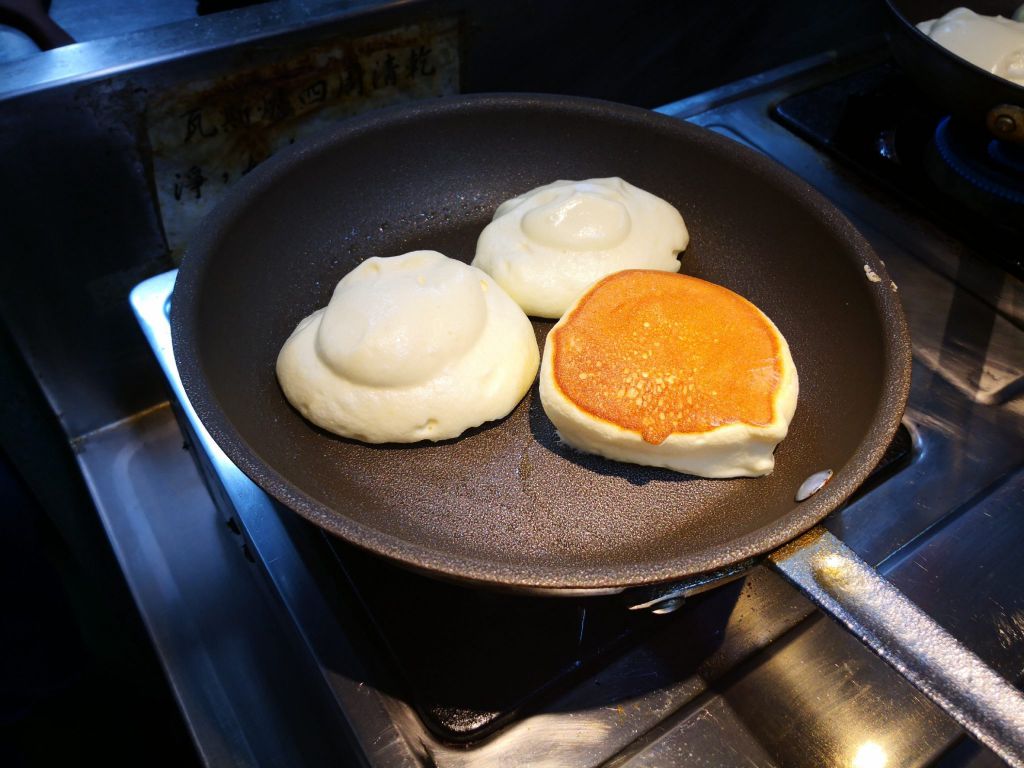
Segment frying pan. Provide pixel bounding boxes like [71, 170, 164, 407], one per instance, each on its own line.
[171, 94, 1024, 761]
[886, 0, 1024, 142]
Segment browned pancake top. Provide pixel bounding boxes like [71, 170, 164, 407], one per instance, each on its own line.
[551, 270, 783, 444]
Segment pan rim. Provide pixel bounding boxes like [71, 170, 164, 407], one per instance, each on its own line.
[172, 92, 912, 592]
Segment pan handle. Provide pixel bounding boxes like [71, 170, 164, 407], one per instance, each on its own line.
[769, 526, 1024, 767]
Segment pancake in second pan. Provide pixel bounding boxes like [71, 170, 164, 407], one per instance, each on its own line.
[538, 270, 799, 477]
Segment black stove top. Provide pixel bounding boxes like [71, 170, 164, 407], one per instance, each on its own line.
[773, 62, 1023, 278]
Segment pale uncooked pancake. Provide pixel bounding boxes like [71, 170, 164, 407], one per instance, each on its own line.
[472, 177, 688, 318]
[276, 250, 539, 443]
[539, 270, 798, 477]
[918, 8, 1024, 87]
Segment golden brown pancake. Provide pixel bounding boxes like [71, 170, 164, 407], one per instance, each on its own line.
[551, 270, 782, 443]
[539, 269, 798, 477]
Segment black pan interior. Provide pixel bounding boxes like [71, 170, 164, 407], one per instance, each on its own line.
[173, 95, 908, 590]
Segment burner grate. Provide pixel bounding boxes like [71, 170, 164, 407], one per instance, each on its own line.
[772, 62, 1023, 278]
[927, 116, 1024, 225]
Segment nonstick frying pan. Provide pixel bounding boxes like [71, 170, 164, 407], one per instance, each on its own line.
[172, 94, 1024, 761]
[886, 0, 1024, 141]
[173, 94, 907, 592]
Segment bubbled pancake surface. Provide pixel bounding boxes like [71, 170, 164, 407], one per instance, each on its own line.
[551, 271, 783, 444]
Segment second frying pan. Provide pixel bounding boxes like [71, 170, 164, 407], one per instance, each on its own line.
[886, 0, 1024, 141]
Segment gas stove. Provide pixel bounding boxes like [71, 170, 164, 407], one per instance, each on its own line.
[112, 49, 1024, 766]
[772, 60, 1023, 275]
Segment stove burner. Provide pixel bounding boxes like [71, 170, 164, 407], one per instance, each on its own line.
[927, 116, 1024, 223]
[771, 62, 1023, 278]
[988, 137, 1024, 174]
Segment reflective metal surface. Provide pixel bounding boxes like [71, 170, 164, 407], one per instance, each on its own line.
[73, 404, 355, 765]
[0, 0, 391, 100]
[772, 528, 1024, 766]
[131, 272, 425, 766]
[0, 0, 194, 65]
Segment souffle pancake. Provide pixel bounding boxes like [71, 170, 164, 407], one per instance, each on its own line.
[539, 270, 798, 477]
